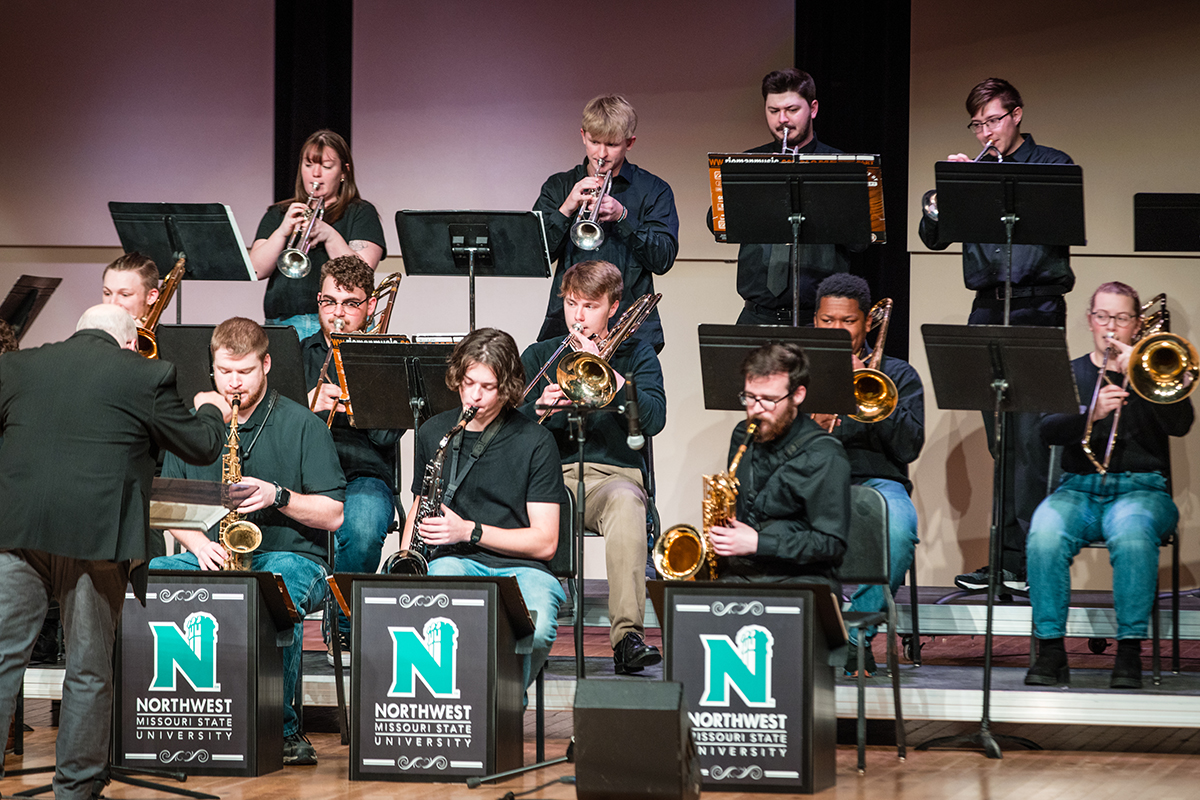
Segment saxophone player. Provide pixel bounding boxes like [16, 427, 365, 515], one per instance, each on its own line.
[401, 329, 566, 693]
[151, 318, 346, 766]
[708, 342, 850, 587]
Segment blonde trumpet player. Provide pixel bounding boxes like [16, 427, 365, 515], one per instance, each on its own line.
[534, 94, 678, 353]
[249, 129, 386, 341]
[708, 342, 849, 588]
[1025, 282, 1194, 691]
[519, 260, 666, 674]
[812, 274, 924, 676]
[152, 318, 345, 766]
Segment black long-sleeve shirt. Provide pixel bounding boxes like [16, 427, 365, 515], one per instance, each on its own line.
[723, 414, 850, 580]
[828, 352, 925, 493]
[1041, 354, 1193, 476]
[918, 133, 1075, 293]
[534, 159, 679, 351]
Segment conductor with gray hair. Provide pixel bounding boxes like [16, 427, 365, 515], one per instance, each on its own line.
[0, 304, 230, 799]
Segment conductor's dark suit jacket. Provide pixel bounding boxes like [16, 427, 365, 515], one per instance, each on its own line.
[0, 329, 226, 598]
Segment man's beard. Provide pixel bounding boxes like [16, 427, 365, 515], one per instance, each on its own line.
[753, 401, 798, 443]
[228, 382, 266, 411]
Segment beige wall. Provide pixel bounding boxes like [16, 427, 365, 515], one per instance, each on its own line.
[909, 0, 1200, 588]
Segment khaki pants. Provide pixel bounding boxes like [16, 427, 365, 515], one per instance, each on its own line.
[562, 462, 649, 648]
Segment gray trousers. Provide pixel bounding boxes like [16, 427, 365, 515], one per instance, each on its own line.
[0, 550, 128, 800]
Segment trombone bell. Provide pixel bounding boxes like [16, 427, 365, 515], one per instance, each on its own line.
[1128, 332, 1199, 404]
[556, 351, 617, 408]
[849, 368, 899, 423]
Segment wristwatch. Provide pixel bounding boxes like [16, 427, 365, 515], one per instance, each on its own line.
[274, 483, 291, 509]
[470, 521, 483, 545]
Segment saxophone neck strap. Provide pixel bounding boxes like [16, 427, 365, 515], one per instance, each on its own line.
[241, 390, 279, 461]
[444, 411, 507, 510]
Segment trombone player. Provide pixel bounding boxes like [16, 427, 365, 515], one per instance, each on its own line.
[811, 275, 924, 676]
[1025, 282, 1194, 690]
[519, 260, 666, 674]
[101, 252, 160, 321]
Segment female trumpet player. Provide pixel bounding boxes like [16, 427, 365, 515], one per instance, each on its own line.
[1025, 282, 1194, 690]
[249, 129, 386, 340]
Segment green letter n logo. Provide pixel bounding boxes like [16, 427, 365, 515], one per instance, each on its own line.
[149, 612, 221, 692]
[389, 617, 460, 699]
[700, 624, 775, 708]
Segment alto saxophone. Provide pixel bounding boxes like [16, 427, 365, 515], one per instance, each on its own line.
[219, 395, 263, 571]
[655, 422, 757, 580]
[384, 406, 479, 575]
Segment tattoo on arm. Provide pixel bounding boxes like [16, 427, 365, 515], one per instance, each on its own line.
[349, 240, 368, 252]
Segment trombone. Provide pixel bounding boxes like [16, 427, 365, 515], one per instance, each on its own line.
[569, 157, 612, 251]
[277, 182, 325, 279]
[1081, 293, 1198, 474]
[136, 256, 186, 359]
[848, 298, 899, 423]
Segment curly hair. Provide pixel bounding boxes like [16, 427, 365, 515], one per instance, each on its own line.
[445, 328, 525, 409]
[320, 254, 374, 296]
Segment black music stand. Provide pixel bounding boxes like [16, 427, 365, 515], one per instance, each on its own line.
[1134, 193, 1200, 252]
[109, 202, 256, 324]
[395, 210, 551, 331]
[697, 324, 856, 415]
[154, 324, 307, 409]
[916, 324, 1078, 759]
[933, 161, 1085, 325]
[720, 159, 872, 326]
[0, 276, 61, 342]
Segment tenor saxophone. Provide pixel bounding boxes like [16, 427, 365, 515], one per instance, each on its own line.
[219, 395, 263, 571]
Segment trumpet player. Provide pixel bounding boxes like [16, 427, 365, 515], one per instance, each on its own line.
[709, 342, 849, 586]
[100, 251, 160, 322]
[520, 260, 666, 675]
[152, 318, 346, 766]
[303, 255, 402, 665]
[534, 94, 678, 353]
[249, 129, 386, 340]
[1025, 282, 1193, 690]
[812, 275, 924, 676]
[919, 78, 1076, 594]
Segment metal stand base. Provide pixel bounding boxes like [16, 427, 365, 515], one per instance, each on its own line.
[916, 723, 1040, 760]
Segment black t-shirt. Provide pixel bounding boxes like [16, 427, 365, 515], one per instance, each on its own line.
[411, 407, 566, 573]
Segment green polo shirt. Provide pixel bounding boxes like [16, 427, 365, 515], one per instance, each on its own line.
[162, 387, 346, 565]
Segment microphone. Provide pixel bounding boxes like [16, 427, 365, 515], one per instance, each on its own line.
[624, 375, 644, 450]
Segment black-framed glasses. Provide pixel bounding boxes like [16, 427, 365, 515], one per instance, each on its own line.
[1089, 310, 1137, 327]
[317, 296, 366, 310]
[967, 109, 1014, 133]
[737, 391, 790, 411]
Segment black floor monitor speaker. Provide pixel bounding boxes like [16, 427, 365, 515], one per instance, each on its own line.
[574, 680, 701, 800]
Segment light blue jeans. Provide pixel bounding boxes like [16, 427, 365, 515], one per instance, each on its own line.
[266, 313, 320, 342]
[332, 477, 395, 636]
[1026, 472, 1177, 640]
[846, 478, 919, 644]
[425, 556, 564, 691]
[150, 550, 328, 737]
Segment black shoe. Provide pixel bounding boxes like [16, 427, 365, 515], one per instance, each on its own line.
[326, 630, 350, 667]
[1111, 639, 1143, 689]
[613, 632, 662, 675]
[843, 642, 877, 678]
[283, 731, 317, 765]
[29, 617, 62, 665]
[1024, 638, 1069, 686]
[954, 565, 1027, 592]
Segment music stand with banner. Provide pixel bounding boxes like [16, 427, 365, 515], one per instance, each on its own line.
[932, 161, 1085, 325]
[916, 324, 1077, 759]
[395, 210, 551, 331]
[697, 324, 855, 416]
[114, 570, 299, 777]
[715, 155, 876, 326]
[337, 574, 532, 783]
[154, 324, 307, 409]
[1133, 193, 1200, 252]
[649, 581, 845, 794]
[0, 275, 62, 342]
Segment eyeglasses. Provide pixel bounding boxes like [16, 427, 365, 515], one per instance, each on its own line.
[737, 391, 791, 411]
[967, 109, 1014, 133]
[1090, 311, 1138, 327]
[317, 296, 366, 310]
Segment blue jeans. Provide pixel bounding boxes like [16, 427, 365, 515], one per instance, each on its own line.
[1026, 472, 1177, 640]
[846, 478, 919, 644]
[425, 557, 564, 691]
[332, 477, 395, 635]
[150, 551, 328, 737]
[267, 313, 320, 342]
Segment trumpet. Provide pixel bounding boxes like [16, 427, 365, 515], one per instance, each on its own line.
[921, 139, 1002, 222]
[219, 395, 263, 571]
[277, 182, 325, 279]
[569, 158, 612, 250]
[655, 422, 757, 580]
[136, 256, 186, 359]
[1082, 293, 1198, 474]
[849, 298, 899, 423]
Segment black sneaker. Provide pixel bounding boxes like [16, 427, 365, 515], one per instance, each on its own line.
[1024, 639, 1069, 686]
[844, 643, 877, 678]
[326, 630, 350, 668]
[954, 565, 1027, 592]
[1110, 639, 1143, 689]
[283, 731, 317, 765]
[613, 632, 662, 675]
